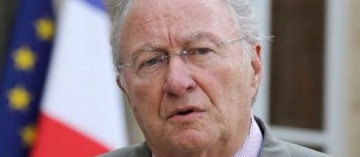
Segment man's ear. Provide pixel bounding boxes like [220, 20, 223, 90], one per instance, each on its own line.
[251, 44, 262, 88]
[116, 75, 131, 103]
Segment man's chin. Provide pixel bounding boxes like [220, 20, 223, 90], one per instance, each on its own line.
[165, 129, 213, 152]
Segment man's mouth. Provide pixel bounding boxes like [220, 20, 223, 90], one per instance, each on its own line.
[168, 107, 204, 121]
[177, 109, 194, 115]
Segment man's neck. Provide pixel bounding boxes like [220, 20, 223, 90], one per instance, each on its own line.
[151, 115, 257, 157]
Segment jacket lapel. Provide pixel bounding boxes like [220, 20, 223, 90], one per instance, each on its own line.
[255, 117, 291, 157]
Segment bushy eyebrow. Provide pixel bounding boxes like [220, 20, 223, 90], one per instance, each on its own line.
[130, 32, 221, 58]
[131, 44, 163, 58]
[183, 32, 221, 47]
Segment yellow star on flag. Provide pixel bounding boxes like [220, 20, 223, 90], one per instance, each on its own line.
[20, 124, 36, 147]
[35, 17, 54, 41]
[13, 46, 36, 71]
[7, 86, 32, 111]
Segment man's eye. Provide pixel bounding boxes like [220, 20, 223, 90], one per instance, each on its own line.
[190, 48, 211, 55]
[143, 57, 159, 66]
[142, 55, 167, 67]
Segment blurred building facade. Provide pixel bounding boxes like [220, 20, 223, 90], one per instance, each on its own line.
[346, 1, 360, 157]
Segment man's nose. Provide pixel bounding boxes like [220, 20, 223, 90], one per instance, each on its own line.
[162, 57, 196, 97]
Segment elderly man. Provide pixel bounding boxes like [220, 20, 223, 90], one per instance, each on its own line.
[101, 0, 330, 157]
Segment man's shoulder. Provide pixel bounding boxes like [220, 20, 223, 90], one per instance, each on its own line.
[97, 143, 151, 157]
[281, 140, 330, 157]
[255, 116, 330, 157]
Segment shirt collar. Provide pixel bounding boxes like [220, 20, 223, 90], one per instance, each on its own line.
[152, 114, 263, 157]
[233, 114, 263, 157]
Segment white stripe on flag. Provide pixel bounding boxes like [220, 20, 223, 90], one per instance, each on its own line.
[41, 0, 128, 149]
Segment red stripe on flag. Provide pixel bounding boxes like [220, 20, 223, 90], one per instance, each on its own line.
[31, 113, 109, 157]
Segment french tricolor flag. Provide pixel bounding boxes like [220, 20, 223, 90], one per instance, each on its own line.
[31, 0, 128, 156]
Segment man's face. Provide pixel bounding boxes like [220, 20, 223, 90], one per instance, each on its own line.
[117, 0, 262, 155]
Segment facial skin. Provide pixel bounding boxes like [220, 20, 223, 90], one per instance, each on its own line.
[116, 0, 262, 157]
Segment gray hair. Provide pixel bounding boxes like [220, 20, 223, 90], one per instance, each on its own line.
[106, 0, 261, 73]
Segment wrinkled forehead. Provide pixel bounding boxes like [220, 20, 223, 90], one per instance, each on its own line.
[127, 0, 229, 26]
[121, 0, 236, 35]
[119, 0, 238, 57]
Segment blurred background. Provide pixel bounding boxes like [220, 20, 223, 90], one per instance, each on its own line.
[0, 0, 359, 157]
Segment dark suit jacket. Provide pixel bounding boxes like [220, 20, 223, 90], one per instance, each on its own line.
[98, 117, 330, 157]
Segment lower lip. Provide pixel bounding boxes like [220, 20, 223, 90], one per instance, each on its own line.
[169, 111, 204, 122]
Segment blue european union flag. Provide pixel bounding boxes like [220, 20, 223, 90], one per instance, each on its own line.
[0, 0, 55, 156]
